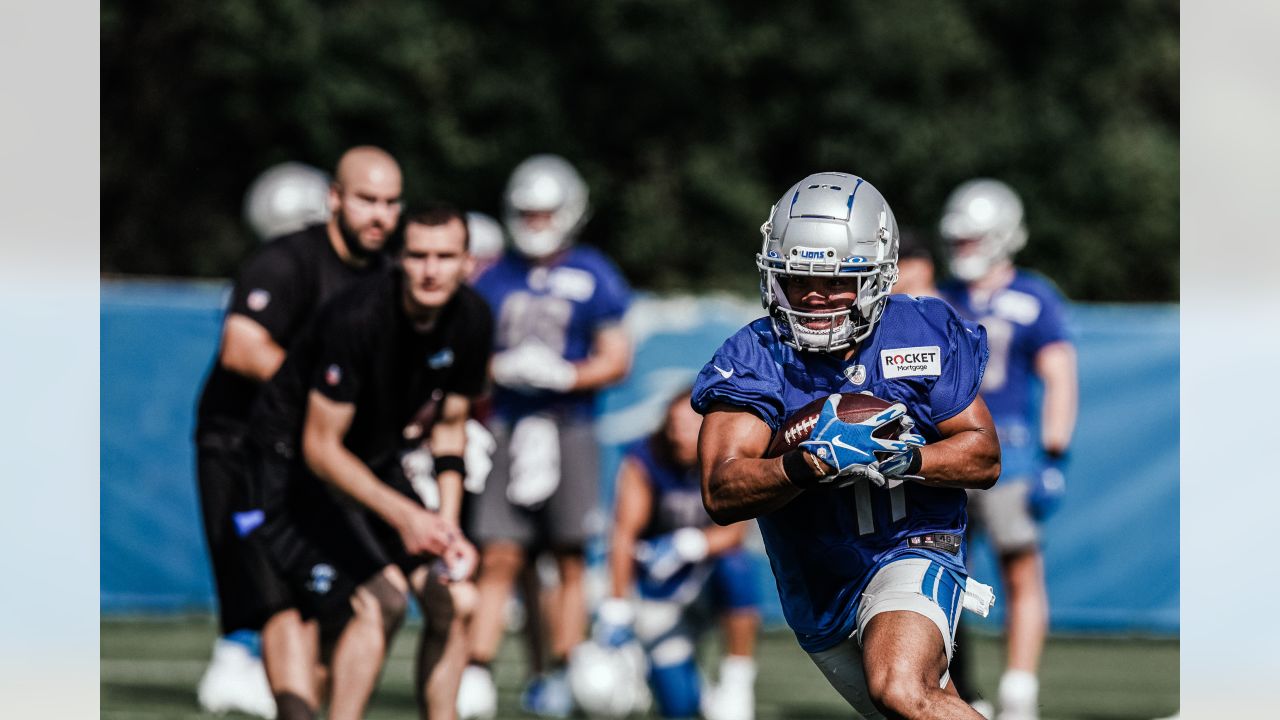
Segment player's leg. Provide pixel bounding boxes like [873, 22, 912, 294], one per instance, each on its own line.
[260, 608, 321, 720]
[708, 549, 760, 720]
[635, 599, 702, 718]
[326, 565, 410, 720]
[996, 548, 1046, 720]
[550, 548, 588, 665]
[977, 481, 1047, 720]
[194, 436, 276, 718]
[858, 558, 981, 720]
[410, 565, 475, 720]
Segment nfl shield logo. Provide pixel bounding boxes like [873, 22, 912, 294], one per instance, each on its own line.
[845, 364, 867, 385]
[325, 364, 342, 386]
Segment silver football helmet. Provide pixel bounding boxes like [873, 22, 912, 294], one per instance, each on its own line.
[242, 161, 332, 241]
[465, 211, 506, 263]
[938, 178, 1027, 282]
[502, 154, 590, 259]
[757, 172, 899, 352]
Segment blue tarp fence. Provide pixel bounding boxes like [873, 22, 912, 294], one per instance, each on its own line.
[101, 280, 1178, 633]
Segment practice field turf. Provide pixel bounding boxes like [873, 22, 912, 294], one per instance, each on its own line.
[102, 616, 1177, 719]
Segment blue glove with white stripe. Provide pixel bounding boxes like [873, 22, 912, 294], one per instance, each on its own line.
[799, 395, 925, 488]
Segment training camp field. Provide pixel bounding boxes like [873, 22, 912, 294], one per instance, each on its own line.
[102, 616, 1177, 719]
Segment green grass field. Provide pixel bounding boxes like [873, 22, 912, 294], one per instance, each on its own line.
[102, 616, 1177, 719]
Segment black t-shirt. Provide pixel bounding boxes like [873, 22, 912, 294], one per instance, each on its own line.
[249, 269, 494, 484]
[196, 225, 386, 437]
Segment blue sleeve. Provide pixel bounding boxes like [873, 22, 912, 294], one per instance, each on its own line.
[929, 310, 989, 423]
[587, 252, 631, 326]
[690, 326, 785, 430]
[1027, 283, 1072, 351]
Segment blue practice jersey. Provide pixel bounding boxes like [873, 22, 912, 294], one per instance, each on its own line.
[473, 245, 631, 420]
[690, 295, 987, 652]
[939, 270, 1070, 477]
[626, 440, 714, 601]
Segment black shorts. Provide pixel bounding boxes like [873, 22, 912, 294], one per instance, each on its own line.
[251, 442, 429, 639]
[195, 432, 291, 633]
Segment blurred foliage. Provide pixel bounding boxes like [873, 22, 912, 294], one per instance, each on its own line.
[102, 0, 1178, 301]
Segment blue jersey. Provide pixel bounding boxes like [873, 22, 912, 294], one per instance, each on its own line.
[939, 270, 1070, 477]
[690, 295, 987, 652]
[626, 440, 714, 600]
[473, 245, 631, 420]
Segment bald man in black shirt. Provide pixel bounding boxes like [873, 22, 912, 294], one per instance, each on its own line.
[193, 146, 402, 717]
[247, 206, 492, 720]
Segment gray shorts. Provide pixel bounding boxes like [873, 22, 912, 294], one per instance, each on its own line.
[468, 413, 602, 549]
[966, 480, 1039, 554]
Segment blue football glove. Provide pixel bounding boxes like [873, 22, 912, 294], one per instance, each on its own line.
[592, 598, 636, 648]
[1028, 450, 1068, 520]
[799, 395, 924, 487]
[634, 528, 709, 583]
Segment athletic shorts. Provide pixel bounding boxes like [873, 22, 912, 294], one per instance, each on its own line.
[250, 442, 427, 640]
[806, 556, 967, 718]
[966, 480, 1039, 553]
[469, 413, 602, 549]
[195, 431, 290, 633]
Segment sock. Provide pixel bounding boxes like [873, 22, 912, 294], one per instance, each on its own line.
[223, 629, 261, 657]
[997, 669, 1039, 713]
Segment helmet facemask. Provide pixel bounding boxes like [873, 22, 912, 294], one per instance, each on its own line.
[755, 173, 900, 353]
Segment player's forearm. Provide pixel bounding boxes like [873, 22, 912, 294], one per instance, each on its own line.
[436, 470, 463, 527]
[703, 456, 803, 525]
[1037, 342, 1078, 453]
[609, 533, 638, 598]
[572, 326, 632, 392]
[703, 523, 749, 557]
[916, 429, 1000, 489]
[306, 441, 418, 527]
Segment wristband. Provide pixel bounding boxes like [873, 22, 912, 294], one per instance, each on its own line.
[901, 446, 923, 476]
[434, 454, 466, 477]
[782, 449, 827, 489]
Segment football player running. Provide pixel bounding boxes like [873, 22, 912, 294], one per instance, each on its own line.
[463, 154, 633, 717]
[693, 172, 1001, 720]
[937, 179, 1078, 720]
[589, 387, 761, 720]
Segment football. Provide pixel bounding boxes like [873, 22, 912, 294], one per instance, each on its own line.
[765, 392, 904, 458]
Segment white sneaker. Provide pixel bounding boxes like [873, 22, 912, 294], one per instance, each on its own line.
[970, 699, 995, 718]
[196, 638, 277, 719]
[457, 665, 498, 720]
[706, 656, 756, 720]
[996, 670, 1039, 720]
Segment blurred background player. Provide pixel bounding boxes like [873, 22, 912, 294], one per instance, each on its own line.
[193, 148, 402, 717]
[247, 206, 488, 720]
[937, 178, 1078, 720]
[461, 154, 634, 718]
[892, 227, 940, 299]
[586, 388, 760, 720]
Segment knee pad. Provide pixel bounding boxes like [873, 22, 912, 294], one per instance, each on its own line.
[414, 573, 457, 636]
[648, 657, 701, 719]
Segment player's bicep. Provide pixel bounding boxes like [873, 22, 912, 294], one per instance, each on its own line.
[220, 313, 286, 382]
[302, 390, 356, 471]
[935, 393, 996, 440]
[697, 404, 774, 486]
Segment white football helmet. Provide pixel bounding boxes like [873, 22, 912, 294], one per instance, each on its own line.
[757, 172, 900, 352]
[938, 178, 1027, 282]
[465, 211, 506, 264]
[242, 161, 332, 241]
[502, 154, 590, 259]
[567, 641, 652, 719]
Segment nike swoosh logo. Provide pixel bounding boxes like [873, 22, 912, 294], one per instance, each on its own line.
[830, 435, 867, 458]
[713, 365, 734, 379]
